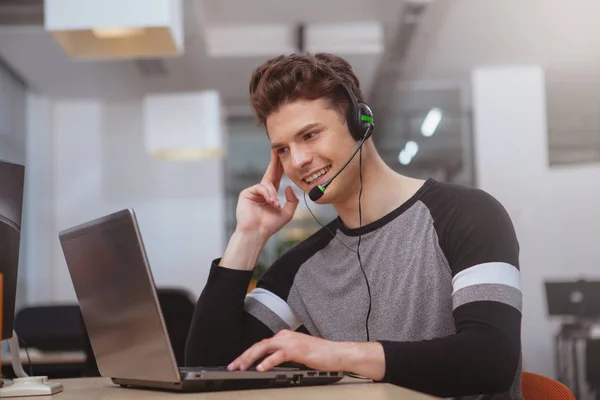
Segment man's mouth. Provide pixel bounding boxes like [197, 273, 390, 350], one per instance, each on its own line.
[304, 165, 332, 186]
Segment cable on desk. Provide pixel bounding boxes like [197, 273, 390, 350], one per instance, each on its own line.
[18, 338, 33, 376]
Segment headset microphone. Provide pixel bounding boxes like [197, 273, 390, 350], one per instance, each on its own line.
[308, 124, 373, 202]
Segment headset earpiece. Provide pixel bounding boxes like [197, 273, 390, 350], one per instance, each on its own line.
[317, 59, 374, 141]
[357, 103, 374, 141]
[340, 83, 374, 142]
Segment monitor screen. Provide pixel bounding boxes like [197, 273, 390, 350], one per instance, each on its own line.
[545, 280, 600, 318]
[0, 159, 25, 340]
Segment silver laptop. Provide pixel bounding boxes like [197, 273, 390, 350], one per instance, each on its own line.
[58, 208, 343, 392]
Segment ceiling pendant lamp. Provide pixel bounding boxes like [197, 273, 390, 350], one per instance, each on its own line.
[44, 0, 183, 60]
[143, 91, 226, 161]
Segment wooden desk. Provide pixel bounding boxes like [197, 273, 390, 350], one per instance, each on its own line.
[14, 377, 440, 400]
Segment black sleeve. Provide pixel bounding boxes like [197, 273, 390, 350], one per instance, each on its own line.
[378, 187, 522, 398]
[184, 259, 273, 367]
[379, 302, 521, 397]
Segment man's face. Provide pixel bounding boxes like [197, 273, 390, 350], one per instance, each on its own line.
[266, 98, 360, 204]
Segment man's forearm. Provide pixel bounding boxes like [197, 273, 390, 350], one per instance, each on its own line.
[219, 229, 268, 271]
[185, 261, 273, 366]
[338, 342, 385, 381]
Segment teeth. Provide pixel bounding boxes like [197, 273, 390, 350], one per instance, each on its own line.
[305, 166, 331, 183]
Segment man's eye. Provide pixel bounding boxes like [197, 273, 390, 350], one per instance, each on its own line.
[277, 147, 288, 155]
[304, 132, 317, 140]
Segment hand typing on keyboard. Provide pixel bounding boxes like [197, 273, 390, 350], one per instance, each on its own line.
[180, 364, 301, 373]
[226, 329, 384, 380]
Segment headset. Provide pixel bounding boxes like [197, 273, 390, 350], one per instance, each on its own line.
[308, 77, 375, 202]
[303, 62, 375, 343]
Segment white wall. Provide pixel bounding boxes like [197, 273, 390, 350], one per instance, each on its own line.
[472, 66, 600, 397]
[23, 95, 55, 304]
[24, 96, 225, 304]
[407, 0, 600, 81]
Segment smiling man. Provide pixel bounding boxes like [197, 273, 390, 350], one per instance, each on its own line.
[185, 53, 523, 400]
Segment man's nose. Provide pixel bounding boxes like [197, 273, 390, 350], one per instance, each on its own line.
[291, 147, 312, 169]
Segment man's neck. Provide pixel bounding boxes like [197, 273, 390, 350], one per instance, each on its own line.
[332, 151, 426, 230]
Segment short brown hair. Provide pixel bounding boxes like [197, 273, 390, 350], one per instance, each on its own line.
[248, 53, 364, 127]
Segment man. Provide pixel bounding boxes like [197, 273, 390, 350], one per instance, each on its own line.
[185, 53, 523, 400]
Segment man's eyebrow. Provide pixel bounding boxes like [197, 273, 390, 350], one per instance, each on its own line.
[270, 123, 322, 149]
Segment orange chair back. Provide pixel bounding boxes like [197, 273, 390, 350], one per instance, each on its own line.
[522, 371, 575, 400]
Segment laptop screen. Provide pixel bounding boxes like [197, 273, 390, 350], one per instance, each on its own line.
[59, 209, 180, 383]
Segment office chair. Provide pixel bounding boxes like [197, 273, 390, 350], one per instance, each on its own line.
[522, 371, 576, 400]
[14, 305, 86, 352]
[12, 305, 95, 378]
[156, 287, 196, 367]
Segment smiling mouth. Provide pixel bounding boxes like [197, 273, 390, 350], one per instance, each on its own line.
[304, 165, 332, 186]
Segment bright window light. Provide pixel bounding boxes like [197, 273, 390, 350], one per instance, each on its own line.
[421, 108, 442, 137]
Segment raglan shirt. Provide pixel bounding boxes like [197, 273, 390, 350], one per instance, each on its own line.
[185, 179, 523, 400]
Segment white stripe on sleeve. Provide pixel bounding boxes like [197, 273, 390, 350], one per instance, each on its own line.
[452, 262, 520, 294]
[245, 288, 301, 330]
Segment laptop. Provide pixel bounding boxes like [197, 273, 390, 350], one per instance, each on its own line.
[58, 208, 343, 392]
[545, 280, 600, 318]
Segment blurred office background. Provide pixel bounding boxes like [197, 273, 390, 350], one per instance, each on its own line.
[0, 0, 599, 397]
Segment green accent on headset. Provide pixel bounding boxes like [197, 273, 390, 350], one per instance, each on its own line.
[361, 115, 374, 123]
[317, 185, 325, 193]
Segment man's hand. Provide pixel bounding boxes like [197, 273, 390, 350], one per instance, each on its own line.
[235, 150, 299, 238]
[227, 329, 386, 381]
[219, 151, 299, 271]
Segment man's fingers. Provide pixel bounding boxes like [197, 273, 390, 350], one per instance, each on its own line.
[263, 151, 284, 191]
[282, 186, 299, 218]
[257, 350, 289, 372]
[229, 339, 274, 371]
[262, 181, 281, 207]
[285, 186, 299, 203]
[246, 184, 278, 206]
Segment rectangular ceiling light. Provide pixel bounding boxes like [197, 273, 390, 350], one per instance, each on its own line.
[306, 21, 384, 54]
[44, 0, 183, 60]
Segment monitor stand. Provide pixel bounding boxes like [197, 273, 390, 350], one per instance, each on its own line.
[0, 331, 63, 397]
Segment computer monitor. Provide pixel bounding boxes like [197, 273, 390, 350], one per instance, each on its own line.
[0, 159, 25, 340]
[0, 160, 63, 395]
[545, 280, 600, 318]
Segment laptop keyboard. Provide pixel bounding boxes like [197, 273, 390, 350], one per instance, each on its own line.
[180, 365, 301, 373]
[180, 366, 257, 372]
